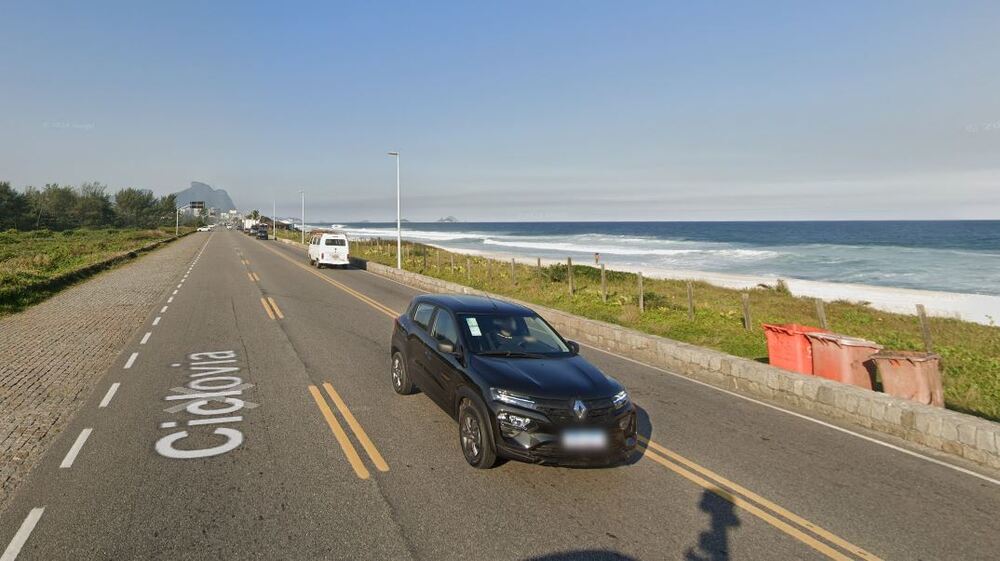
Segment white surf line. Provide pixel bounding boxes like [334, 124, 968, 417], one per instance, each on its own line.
[152, 316, 161, 326]
[98, 383, 120, 408]
[160, 305, 168, 313]
[1, 507, 44, 561]
[59, 428, 93, 468]
[124, 352, 139, 369]
[581, 342, 1000, 487]
[140, 332, 152, 345]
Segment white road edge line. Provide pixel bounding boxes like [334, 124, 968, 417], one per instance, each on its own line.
[342, 254, 1000, 486]
[152, 316, 161, 326]
[1, 507, 44, 561]
[124, 352, 138, 369]
[59, 429, 93, 468]
[98, 383, 120, 408]
[140, 332, 152, 345]
[581, 342, 1000, 487]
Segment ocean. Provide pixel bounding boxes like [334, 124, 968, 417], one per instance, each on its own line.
[325, 221, 1000, 297]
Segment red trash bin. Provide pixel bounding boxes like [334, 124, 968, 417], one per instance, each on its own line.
[870, 351, 944, 407]
[762, 324, 829, 374]
[804, 332, 882, 390]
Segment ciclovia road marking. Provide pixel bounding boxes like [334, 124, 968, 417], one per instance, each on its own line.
[124, 352, 139, 369]
[155, 351, 257, 460]
[99, 383, 120, 408]
[1, 507, 44, 561]
[59, 428, 93, 468]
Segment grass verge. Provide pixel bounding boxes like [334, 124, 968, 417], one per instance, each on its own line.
[349, 239, 1000, 422]
[0, 228, 187, 316]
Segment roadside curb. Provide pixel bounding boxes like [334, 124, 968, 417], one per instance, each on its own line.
[345, 254, 1000, 472]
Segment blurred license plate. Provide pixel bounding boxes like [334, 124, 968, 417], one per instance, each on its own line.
[561, 428, 608, 450]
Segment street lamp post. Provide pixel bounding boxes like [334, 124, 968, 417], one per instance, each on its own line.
[299, 190, 305, 244]
[272, 199, 276, 241]
[388, 151, 401, 269]
[175, 204, 191, 236]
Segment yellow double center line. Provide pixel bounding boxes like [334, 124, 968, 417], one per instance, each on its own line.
[260, 297, 284, 319]
[639, 437, 881, 561]
[308, 382, 389, 479]
[260, 243, 397, 317]
[260, 240, 879, 559]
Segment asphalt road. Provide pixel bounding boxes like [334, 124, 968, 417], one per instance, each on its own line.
[2, 229, 999, 560]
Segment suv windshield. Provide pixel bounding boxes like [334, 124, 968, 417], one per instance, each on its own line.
[458, 313, 570, 356]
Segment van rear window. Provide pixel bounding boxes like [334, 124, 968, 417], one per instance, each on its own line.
[325, 238, 346, 246]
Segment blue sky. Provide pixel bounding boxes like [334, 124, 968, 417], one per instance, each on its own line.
[2, 1, 998, 221]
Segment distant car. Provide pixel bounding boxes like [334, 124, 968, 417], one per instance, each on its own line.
[256, 226, 269, 240]
[307, 231, 350, 268]
[390, 294, 637, 468]
[197, 226, 211, 232]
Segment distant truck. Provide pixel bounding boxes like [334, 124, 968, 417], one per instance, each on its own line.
[243, 218, 257, 230]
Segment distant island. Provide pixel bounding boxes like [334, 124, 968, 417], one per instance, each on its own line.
[437, 216, 459, 223]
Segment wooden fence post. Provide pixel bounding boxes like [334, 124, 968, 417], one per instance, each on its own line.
[422, 251, 427, 271]
[436, 250, 440, 271]
[741, 293, 752, 330]
[466, 257, 471, 283]
[600, 264, 607, 303]
[511, 258, 516, 285]
[537, 257, 542, 282]
[567, 257, 574, 295]
[916, 304, 934, 352]
[687, 281, 694, 321]
[638, 272, 644, 313]
[450, 254, 455, 273]
[815, 299, 828, 330]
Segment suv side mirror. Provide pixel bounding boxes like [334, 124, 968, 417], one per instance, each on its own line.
[437, 341, 455, 354]
[566, 340, 580, 355]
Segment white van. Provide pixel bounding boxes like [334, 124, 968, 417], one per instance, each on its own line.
[308, 231, 350, 268]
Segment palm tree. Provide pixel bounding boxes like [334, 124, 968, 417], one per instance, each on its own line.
[249, 209, 260, 221]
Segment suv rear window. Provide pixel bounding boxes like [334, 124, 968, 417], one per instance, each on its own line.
[325, 238, 346, 246]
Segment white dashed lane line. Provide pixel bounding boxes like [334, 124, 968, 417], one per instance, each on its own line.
[167, 297, 173, 303]
[171, 289, 178, 296]
[59, 429, 93, 469]
[140, 332, 152, 345]
[124, 352, 139, 369]
[160, 305, 168, 313]
[1, 507, 44, 561]
[152, 316, 161, 326]
[98, 383, 120, 408]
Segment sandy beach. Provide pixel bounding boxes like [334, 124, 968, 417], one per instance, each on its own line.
[424, 243, 1000, 327]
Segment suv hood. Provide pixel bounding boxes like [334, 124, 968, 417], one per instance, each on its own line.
[470, 354, 622, 400]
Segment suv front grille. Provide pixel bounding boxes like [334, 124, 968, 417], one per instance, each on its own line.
[535, 396, 618, 425]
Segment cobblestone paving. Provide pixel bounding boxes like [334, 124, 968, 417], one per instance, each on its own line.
[0, 233, 205, 510]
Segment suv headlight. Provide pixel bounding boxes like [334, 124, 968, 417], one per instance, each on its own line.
[490, 388, 536, 409]
[612, 390, 630, 409]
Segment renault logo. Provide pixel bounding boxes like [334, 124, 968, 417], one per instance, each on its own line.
[573, 399, 587, 419]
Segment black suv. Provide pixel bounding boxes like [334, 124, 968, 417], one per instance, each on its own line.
[390, 294, 636, 468]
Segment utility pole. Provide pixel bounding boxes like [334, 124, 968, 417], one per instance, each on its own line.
[299, 190, 305, 244]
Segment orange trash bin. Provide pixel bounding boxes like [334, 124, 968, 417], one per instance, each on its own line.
[870, 351, 944, 407]
[804, 332, 882, 390]
[762, 324, 829, 374]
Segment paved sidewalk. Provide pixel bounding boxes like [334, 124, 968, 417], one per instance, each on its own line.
[0, 233, 205, 510]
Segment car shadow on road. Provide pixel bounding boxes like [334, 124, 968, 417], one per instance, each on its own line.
[684, 488, 741, 561]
